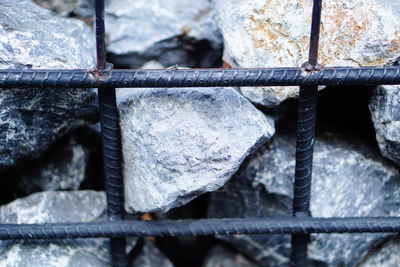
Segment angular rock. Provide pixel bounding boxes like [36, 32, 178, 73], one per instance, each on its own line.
[117, 87, 275, 213]
[369, 85, 400, 166]
[105, 0, 222, 68]
[203, 246, 257, 267]
[132, 239, 173, 267]
[0, 191, 110, 267]
[31, 0, 94, 17]
[0, 0, 97, 169]
[216, 0, 400, 107]
[208, 133, 400, 266]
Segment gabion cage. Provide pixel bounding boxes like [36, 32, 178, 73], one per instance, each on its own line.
[1, 0, 400, 266]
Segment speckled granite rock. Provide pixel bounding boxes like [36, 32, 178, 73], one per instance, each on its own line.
[208, 133, 400, 266]
[203, 246, 257, 267]
[0, 0, 97, 169]
[0, 191, 110, 267]
[369, 85, 400, 167]
[117, 87, 274, 213]
[31, 0, 94, 17]
[105, 0, 222, 68]
[132, 239, 173, 267]
[216, 0, 400, 107]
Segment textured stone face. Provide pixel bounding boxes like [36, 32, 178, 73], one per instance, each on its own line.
[0, 191, 110, 267]
[369, 85, 400, 166]
[118, 87, 275, 213]
[216, 0, 400, 107]
[105, 0, 222, 68]
[208, 133, 400, 266]
[0, 0, 97, 169]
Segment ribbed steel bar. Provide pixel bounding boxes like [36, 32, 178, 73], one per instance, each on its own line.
[291, 0, 322, 266]
[0, 217, 399, 240]
[0, 67, 400, 88]
[95, 0, 127, 266]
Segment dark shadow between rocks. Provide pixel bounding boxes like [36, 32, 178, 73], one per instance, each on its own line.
[108, 35, 223, 69]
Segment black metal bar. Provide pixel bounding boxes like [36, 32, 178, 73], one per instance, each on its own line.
[291, 1, 322, 266]
[0, 67, 399, 88]
[94, 0, 127, 266]
[95, 0, 106, 70]
[307, 0, 322, 67]
[0, 217, 399, 240]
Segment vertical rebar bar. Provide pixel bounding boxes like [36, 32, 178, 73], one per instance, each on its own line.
[95, 0, 127, 266]
[290, 0, 322, 266]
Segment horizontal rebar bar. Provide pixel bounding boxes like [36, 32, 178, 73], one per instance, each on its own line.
[1, 217, 400, 240]
[0, 67, 399, 88]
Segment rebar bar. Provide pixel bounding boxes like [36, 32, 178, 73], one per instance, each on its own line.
[0, 217, 399, 240]
[95, 0, 127, 266]
[291, 1, 322, 266]
[0, 67, 399, 88]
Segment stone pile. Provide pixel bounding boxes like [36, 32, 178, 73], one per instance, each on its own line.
[0, 0, 399, 266]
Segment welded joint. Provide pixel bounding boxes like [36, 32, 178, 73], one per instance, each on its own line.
[87, 62, 114, 81]
[301, 62, 324, 74]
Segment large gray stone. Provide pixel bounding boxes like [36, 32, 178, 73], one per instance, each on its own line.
[117, 87, 275, 213]
[0, 0, 97, 169]
[216, 0, 400, 107]
[0, 191, 110, 267]
[105, 0, 222, 68]
[208, 133, 400, 266]
[369, 85, 400, 166]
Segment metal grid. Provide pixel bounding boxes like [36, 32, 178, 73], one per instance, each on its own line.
[1, 0, 400, 266]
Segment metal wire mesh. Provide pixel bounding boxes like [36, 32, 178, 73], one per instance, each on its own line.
[0, 0, 399, 266]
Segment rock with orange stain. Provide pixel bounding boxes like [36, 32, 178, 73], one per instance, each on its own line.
[216, 0, 400, 107]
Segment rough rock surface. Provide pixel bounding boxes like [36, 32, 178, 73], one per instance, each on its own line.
[0, 191, 110, 267]
[105, 0, 222, 68]
[132, 239, 173, 267]
[369, 85, 400, 166]
[31, 0, 94, 17]
[0, 0, 97, 169]
[216, 0, 400, 107]
[117, 87, 275, 213]
[203, 246, 257, 267]
[208, 133, 400, 266]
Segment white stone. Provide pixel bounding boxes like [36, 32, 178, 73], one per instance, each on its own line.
[118, 87, 274, 212]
